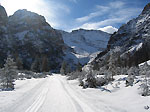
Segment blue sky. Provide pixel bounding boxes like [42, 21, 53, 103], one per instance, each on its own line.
[0, 0, 149, 33]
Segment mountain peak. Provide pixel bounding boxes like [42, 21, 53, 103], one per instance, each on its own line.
[142, 3, 150, 14]
[8, 9, 51, 31]
[11, 9, 46, 23]
[0, 5, 8, 25]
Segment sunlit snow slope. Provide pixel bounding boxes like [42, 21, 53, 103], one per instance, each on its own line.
[60, 29, 110, 57]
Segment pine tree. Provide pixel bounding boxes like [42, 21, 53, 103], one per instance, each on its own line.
[60, 61, 67, 75]
[108, 51, 116, 80]
[126, 67, 136, 86]
[76, 61, 82, 72]
[0, 56, 18, 90]
[140, 62, 150, 96]
[16, 57, 23, 70]
[66, 64, 71, 74]
[41, 55, 49, 72]
[31, 55, 41, 72]
[85, 70, 97, 88]
[13, 52, 23, 70]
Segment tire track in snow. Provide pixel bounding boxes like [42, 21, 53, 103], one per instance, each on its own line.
[60, 81, 84, 112]
[58, 77, 95, 112]
[3, 78, 48, 112]
[25, 88, 48, 112]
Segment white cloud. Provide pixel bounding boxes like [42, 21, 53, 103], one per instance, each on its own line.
[74, 1, 142, 31]
[75, 1, 125, 23]
[99, 26, 118, 34]
[76, 17, 125, 30]
[76, 11, 103, 22]
[76, 6, 109, 22]
[109, 1, 125, 9]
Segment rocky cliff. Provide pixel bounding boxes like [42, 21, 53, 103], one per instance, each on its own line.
[0, 6, 68, 71]
[92, 3, 150, 69]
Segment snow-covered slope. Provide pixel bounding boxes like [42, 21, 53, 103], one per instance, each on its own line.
[60, 29, 110, 56]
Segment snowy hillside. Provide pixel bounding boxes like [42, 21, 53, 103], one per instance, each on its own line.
[60, 29, 110, 57]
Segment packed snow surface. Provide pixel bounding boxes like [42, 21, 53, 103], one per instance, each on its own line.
[0, 75, 150, 112]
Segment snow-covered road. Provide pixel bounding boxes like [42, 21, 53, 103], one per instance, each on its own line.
[0, 75, 150, 112]
[38, 75, 95, 112]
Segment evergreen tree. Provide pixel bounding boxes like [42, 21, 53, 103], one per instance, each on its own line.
[66, 64, 71, 74]
[0, 56, 18, 90]
[140, 62, 150, 96]
[108, 51, 116, 80]
[41, 55, 49, 72]
[31, 55, 41, 72]
[76, 61, 82, 72]
[16, 57, 23, 70]
[128, 66, 139, 76]
[60, 61, 67, 75]
[85, 70, 97, 88]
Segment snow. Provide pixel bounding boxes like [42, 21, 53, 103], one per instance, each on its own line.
[0, 75, 149, 112]
[61, 30, 110, 56]
[129, 42, 143, 53]
[0, 77, 47, 112]
[61, 29, 110, 65]
[99, 26, 118, 34]
[139, 60, 150, 66]
[68, 75, 150, 112]
[136, 15, 150, 27]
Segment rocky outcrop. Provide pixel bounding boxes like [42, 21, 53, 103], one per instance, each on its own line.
[0, 5, 8, 25]
[0, 8, 68, 71]
[142, 3, 150, 14]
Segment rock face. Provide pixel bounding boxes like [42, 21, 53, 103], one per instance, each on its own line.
[92, 3, 150, 68]
[0, 6, 110, 71]
[0, 5, 8, 25]
[0, 8, 67, 71]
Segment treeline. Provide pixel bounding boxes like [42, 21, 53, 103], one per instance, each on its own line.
[10, 53, 50, 73]
[0, 55, 51, 91]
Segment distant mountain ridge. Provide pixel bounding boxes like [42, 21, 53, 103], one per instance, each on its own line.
[61, 29, 110, 55]
[60, 29, 110, 64]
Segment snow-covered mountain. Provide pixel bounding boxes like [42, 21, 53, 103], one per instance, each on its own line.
[61, 29, 110, 56]
[91, 3, 150, 69]
[60, 29, 110, 64]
